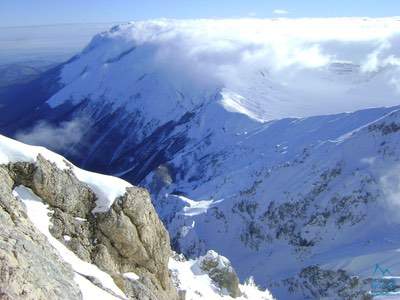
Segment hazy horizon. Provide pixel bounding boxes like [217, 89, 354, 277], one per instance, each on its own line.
[1, 0, 400, 27]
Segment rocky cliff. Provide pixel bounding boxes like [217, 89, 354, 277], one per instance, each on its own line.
[0, 163, 81, 300]
[0, 135, 178, 299]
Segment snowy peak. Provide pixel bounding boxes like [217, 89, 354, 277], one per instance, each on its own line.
[47, 18, 400, 123]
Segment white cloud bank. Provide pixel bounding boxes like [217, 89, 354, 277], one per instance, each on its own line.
[55, 18, 400, 121]
[273, 9, 289, 15]
[16, 118, 87, 152]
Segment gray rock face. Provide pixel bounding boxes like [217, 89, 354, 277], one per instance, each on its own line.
[198, 250, 242, 298]
[0, 165, 82, 300]
[1, 155, 178, 300]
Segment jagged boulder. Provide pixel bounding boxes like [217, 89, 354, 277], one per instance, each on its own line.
[198, 250, 242, 298]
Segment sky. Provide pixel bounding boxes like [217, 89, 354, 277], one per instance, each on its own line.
[0, 0, 399, 27]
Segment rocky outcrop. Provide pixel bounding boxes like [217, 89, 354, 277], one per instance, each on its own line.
[1, 154, 178, 300]
[0, 164, 81, 300]
[198, 250, 242, 298]
[169, 251, 274, 300]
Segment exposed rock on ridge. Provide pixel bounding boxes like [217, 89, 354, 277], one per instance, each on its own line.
[1, 154, 178, 300]
[198, 250, 242, 298]
[0, 163, 81, 300]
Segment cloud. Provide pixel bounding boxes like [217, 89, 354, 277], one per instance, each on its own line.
[380, 166, 400, 220]
[359, 34, 400, 92]
[15, 118, 88, 153]
[58, 18, 400, 121]
[273, 9, 289, 15]
[104, 18, 400, 72]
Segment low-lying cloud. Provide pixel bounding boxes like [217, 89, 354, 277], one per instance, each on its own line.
[16, 118, 87, 152]
[58, 18, 400, 121]
[380, 166, 400, 221]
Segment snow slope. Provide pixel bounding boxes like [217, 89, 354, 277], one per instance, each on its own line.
[169, 254, 274, 300]
[146, 106, 400, 298]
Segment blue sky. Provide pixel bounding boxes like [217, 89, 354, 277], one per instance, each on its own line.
[0, 0, 399, 27]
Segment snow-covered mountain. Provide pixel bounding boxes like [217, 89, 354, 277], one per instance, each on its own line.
[2, 18, 400, 298]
